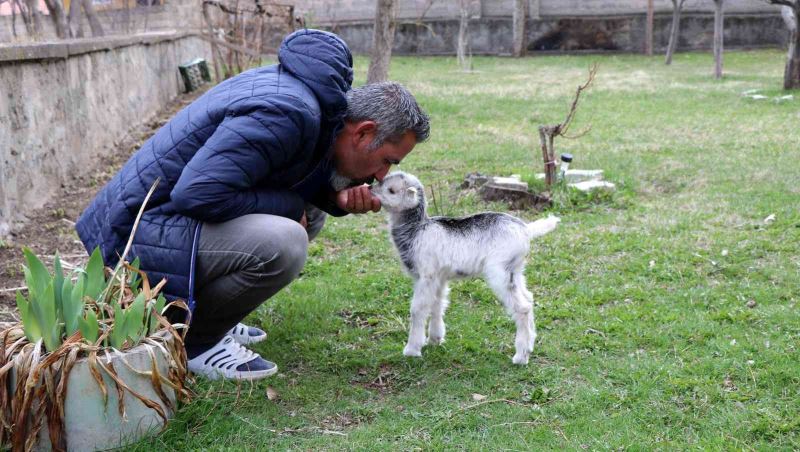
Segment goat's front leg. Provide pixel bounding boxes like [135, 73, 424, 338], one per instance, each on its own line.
[427, 282, 450, 345]
[403, 276, 439, 357]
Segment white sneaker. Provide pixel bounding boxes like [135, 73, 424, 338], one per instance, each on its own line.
[187, 335, 278, 380]
[228, 323, 268, 345]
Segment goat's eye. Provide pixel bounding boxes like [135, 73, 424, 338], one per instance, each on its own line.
[389, 188, 396, 194]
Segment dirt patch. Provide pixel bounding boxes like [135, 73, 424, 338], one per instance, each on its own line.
[338, 310, 376, 329]
[0, 88, 207, 323]
[351, 363, 399, 394]
[320, 411, 371, 431]
[479, 184, 552, 211]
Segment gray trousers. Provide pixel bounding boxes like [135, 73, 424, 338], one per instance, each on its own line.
[185, 205, 326, 346]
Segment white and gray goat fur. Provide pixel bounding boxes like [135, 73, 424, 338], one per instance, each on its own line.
[371, 171, 560, 365]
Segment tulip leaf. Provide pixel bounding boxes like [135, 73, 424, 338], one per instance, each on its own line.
[110, 303, 127, 350]
[84, 247, 106, 302]
[16, 291, 41, 343]
[79, 310, 99, 344]
[22, 248, 50, 299]
[126, 293, 146, 344]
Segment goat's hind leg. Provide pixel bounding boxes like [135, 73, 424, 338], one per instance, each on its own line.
[404, 276, 441, 357]
[486, 263, 535, 365]
[512, 282, 536, 364]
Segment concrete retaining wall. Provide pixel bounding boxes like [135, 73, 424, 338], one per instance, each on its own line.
[0, 31, 211, 235]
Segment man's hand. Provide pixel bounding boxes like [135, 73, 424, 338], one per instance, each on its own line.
[299, 211, 308, 229]
[335, 184, 381, 214]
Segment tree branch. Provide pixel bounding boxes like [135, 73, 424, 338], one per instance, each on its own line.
[764, 0, 797, 8]
[536, 64, 597, 186]
[557, 63, 598, 138]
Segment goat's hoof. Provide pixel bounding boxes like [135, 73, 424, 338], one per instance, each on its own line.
[403, 345, 423, 357]
[426, 335, 444, 346]
[512, 352, 530, 365]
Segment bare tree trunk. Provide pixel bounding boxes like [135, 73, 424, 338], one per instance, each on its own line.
[665, 0, 684, 65]
[14, 0, 34, 37]
[143, 0, 153, 32]
[713, 0, 724, 79]
[415, 0, 435, 24]
[536, 65, 597, 188]
[530, 0, 540, 19]
[8, 0, 18, 38]
[68, 0, 84, 38]
[25, 0, 43, 39]
[457, 0, 471, 71]
[780, 5, 800, 89]
[255, 11, 266, 67]
[237, 8, 246, 72]
[81, 0, 104, 36]
[123, 0, 131, 34]
[42, 0, 69, 38]
[232, 0, 242, 74]
[50, 1, 69, 39]
[367, 0, 397, 84]
[512, 0, 527, 57]
[645, 0, 654, 55]
[539, 126, 556, 187]
[202, 0, 224, 83]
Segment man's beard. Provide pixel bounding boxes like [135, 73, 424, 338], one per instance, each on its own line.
[330, 170, 374, 191]
[330, 171, 353, 191]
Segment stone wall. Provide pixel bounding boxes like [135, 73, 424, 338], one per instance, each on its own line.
[293, 0, 782, 23]
[292, 0, 786, 55]
[0, 31, 212, 235]
[321, 13, 787, 56]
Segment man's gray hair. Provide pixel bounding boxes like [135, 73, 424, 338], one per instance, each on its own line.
[344, 82, 430, 149]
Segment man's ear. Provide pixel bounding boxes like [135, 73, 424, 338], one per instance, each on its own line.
[353, 121, 377, 151]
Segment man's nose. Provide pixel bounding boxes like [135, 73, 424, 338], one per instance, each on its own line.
[375, 166, 390, 182]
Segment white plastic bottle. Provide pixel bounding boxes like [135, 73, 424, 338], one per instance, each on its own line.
[559, 153, 573, 182]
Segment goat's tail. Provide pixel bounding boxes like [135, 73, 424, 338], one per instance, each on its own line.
[526, 215, 560, 239]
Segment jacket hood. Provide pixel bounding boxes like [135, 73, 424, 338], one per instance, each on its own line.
[279, 29, 353, 120]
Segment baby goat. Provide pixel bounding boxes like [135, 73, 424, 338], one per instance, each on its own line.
[371, 172, 560, 365]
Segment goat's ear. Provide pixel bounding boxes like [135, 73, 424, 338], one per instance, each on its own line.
[406, 187, 418, 199]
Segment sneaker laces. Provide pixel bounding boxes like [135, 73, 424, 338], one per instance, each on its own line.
[206, 336, 260, 370]
[230, 323, 248, 337]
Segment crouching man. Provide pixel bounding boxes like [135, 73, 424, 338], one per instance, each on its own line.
[75, 29, 430, 380]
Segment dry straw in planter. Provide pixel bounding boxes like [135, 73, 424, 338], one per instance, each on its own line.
[0, 180, 193, 451]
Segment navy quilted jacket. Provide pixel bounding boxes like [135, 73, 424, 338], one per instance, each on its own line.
[75, 29, 354, 302]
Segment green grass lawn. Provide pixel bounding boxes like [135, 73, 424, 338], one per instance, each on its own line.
[131, 50, 799, 450]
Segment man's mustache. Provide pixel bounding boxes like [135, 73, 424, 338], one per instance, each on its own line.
[350, 176, 375, 187]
